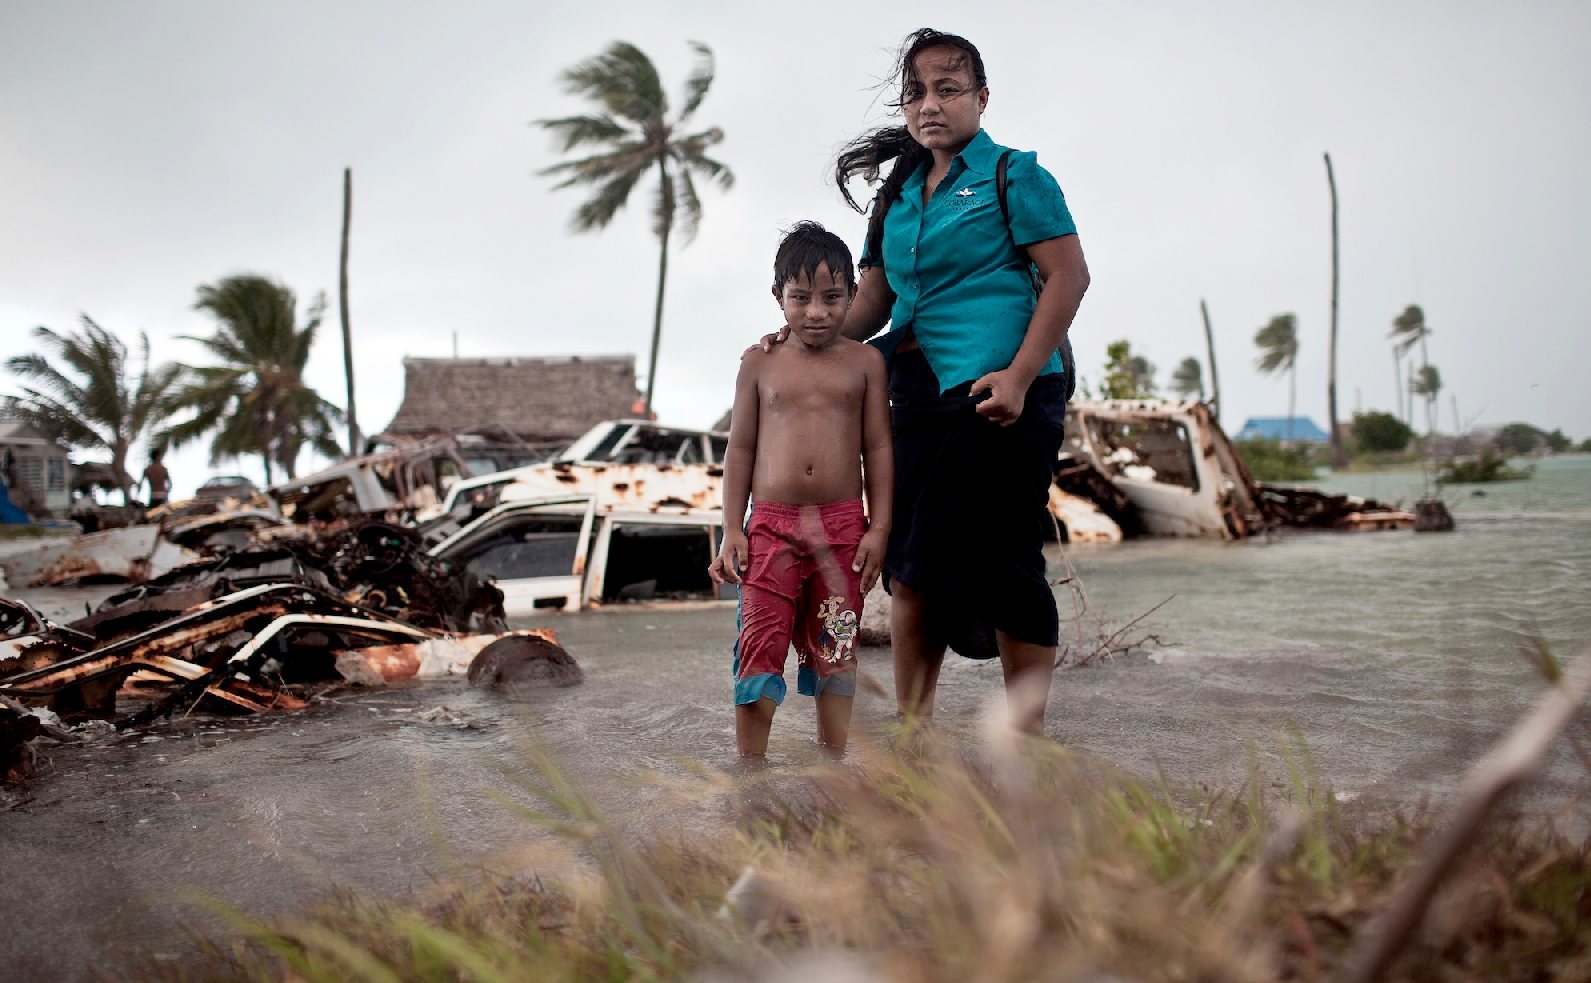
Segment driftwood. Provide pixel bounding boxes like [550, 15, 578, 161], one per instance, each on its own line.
[1335, 650, 1591, 983]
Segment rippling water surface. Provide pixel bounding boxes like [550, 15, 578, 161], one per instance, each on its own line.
[3, 455, 1588, 979]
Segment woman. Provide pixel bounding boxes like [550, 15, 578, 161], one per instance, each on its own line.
[821, 28, 1089, 734]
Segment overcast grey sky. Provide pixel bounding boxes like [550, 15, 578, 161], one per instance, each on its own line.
[3, 0, 1588, 492]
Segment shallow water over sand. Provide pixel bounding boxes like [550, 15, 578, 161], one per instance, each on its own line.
[3, 455, 1588, 979]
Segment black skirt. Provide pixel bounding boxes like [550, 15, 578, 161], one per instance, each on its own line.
[884, 347, 1068, 659]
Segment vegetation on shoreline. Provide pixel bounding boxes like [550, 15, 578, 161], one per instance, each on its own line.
[1235, 436, 1319, 482]
[1437, 450, 1536, 485]
[148, 722, 1591, 983]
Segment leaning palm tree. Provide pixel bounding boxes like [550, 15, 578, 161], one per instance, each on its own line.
[1169, 357, 1205, 401]
[158, 275, 343, 484]
[1254, 313, 1300, 441]
[2, 316, 180, 501]
[1408, 364, 1443, 438]
[536, 41, 734, 417]
[1389, 304, 1431, 426]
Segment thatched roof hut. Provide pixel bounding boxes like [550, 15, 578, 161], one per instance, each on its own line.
[382, 356, 642, 444]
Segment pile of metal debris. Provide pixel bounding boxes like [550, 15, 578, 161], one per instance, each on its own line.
[0, 510, 581, 783]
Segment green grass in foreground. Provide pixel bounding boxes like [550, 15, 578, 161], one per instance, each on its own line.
[141, 724, 1591, 982]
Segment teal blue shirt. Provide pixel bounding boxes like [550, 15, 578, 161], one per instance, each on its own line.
[862, 129, 1078, 392]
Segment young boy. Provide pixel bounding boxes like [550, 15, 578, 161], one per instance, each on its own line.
[708, 221, 893, 758]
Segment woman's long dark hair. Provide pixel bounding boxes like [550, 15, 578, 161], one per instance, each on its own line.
[834, 28, 989, 219]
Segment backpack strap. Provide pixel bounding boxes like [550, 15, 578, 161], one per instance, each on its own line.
[997, 148, 1076, 401]
[995, 149, 1014, 229]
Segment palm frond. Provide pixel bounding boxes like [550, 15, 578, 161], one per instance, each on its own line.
[1253, 314, 1299, 376]
[6, 351, 88, 412]
[1169, 357, 1204, 399]
[675, 164, 703, 243]
[1255, 350, 1292, 375]
[537, 114, 634, 153]
[1409, 364, 1442, 397]
[1388, 305, 1428, 357]
[570, 166, 648, 233]
[676, 131, 734, 190]
[290, 293, 326, 372]
[540, 143, 654, 189]
[1, 391, 104, 449]
[560, 41, 667, 125]
[676, 42, 715, 123]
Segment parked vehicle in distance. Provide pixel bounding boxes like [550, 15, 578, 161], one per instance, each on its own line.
[195, 475, 260, 500]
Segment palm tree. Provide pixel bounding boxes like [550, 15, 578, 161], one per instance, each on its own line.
[159, 274, 343, 484]
[1254, 313, 1300, 441]
[1101, 340, 1157, 399]
[536, 41, 734, 417]
[1408, 364, 1443, 437]
[2, 316, 180, 502]
[1389, 304, 1431, 428]
[1169, 357, 1205, 401]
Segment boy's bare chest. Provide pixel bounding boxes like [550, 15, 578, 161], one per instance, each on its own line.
[759, 359, 864, 413]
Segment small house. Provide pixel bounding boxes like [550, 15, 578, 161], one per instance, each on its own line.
[1234, 416, 1330, 444]
[0, 419, 71, 517]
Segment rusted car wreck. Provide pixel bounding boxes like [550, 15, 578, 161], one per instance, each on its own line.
[1057, 399, 1414, 539]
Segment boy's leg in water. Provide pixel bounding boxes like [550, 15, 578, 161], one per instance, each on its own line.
[996, 632, 1056, 736]
[735, 697, 778, 757]
[814, 690, 854, 753]
[891, 580, 947, 720]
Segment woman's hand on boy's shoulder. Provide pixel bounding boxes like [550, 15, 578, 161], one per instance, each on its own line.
[745, 325, 791, 357]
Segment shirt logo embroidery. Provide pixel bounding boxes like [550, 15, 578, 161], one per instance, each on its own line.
[955, 187, 975, 197]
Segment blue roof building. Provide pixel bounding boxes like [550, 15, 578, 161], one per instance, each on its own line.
[1235, 416, 1330, 443]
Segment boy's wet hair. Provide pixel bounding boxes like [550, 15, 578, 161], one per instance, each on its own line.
[773, 221, 856, 294]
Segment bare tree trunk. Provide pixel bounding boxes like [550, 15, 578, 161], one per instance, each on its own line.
[339, 167, 360, 457]
[1287, 364, 1296, 443]
[1200, 298, 1220, 423]
[643, 159, 673, 418]
[1324, 153, 1346, 467]
[1392, 350, 1403, 426]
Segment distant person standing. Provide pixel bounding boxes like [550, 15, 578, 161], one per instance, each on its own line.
[141, 448, 171, 507]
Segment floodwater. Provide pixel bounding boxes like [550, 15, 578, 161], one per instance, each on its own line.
[3, 455, 1589, 979]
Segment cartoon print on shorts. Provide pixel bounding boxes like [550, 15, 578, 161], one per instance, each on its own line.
[816, 595, 859, 666]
